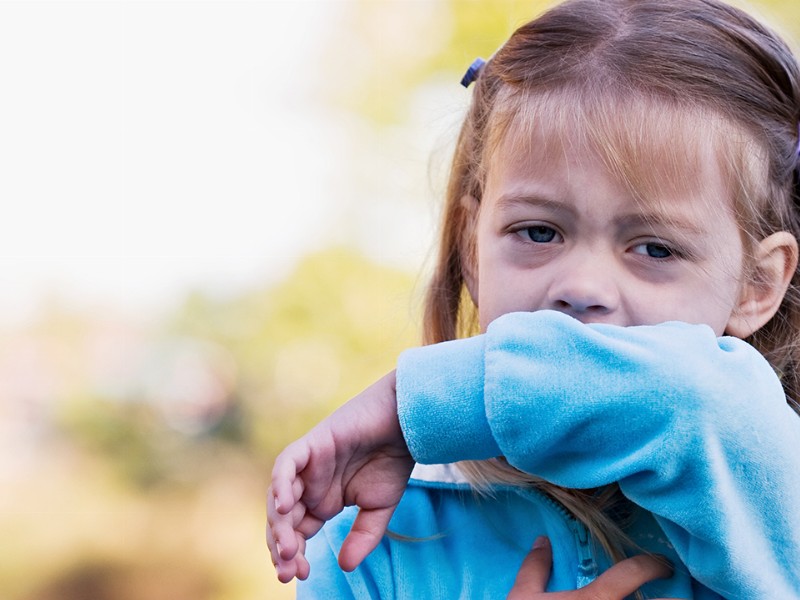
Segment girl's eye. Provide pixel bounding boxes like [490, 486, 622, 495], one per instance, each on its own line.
[519, 225, 559, 243]
[631, 242, 674, 259]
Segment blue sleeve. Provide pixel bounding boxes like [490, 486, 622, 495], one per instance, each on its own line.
[396, 310, 800, 598]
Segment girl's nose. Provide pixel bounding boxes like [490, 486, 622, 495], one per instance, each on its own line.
[546, 252, 620, 317]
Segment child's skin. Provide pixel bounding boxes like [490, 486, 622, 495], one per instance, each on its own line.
[507, 538, 673, 599]
[267, 116, 798, 595]
[470, 128, 792, 335]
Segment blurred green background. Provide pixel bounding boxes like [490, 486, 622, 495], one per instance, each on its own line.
[1, 1, 797, 599]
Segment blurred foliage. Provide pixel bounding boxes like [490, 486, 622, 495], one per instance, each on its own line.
[320, 0, 556, 124]
[53, 247, 418, 489]
[165, 247, 419, 460]
[321, 0, 800, 125]
[62, 399, 172, 489]
[0, 248, 417, 600]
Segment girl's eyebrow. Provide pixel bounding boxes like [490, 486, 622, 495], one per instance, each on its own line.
[494, 192, 575, 215]
[615, 212, 708, 235]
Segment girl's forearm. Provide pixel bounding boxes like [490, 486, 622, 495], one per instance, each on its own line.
[396, 309, 800, 597]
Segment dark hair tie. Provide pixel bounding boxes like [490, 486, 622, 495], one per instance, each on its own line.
[460, 58, 486, 88]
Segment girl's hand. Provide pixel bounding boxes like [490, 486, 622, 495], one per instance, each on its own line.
[267, 370, 415, 582]
[508, 537, 678, 600]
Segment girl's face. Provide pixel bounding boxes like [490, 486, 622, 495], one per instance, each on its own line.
[473, 130, 747, 335]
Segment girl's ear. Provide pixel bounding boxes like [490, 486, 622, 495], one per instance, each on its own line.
[460, 194, 481, 304]
[726, 231, 799, 338]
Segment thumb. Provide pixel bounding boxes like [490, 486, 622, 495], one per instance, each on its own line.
[507, 536, 553, 599]
[338, 506, 397, 572]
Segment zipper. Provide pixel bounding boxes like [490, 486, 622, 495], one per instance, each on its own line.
[514, 486, 600, 589]
[571, 518, 598, 587]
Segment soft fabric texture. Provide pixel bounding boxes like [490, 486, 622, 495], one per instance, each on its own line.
[299, 311, 800, 598]
[299, 464, 713, 599]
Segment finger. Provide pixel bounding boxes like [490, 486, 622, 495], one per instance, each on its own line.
[295, 536, 311, 581]
[507, 536, 552, 600]
[289, 514, 325, 581]
[338, 506, 397, 572]
[297, 435, 341, 510]
[587, 554, 673, 598]
[268, 526, 308, 583]
[273, 541, 311, 583]
[297, 512, 325, 540]
[268, 495, 308, 560]
[266, 490, 291, 561]
[271, 441, 312, 514]
[292, 477, 304, 503]
[266, 516, 279, 566]
[267, 523, 297, 583]
[275, 557, 300, 584]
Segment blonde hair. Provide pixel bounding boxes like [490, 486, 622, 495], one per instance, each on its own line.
[423, 0, 800, 569]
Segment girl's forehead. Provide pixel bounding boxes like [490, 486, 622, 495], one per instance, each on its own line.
[486, 91, 752, 207]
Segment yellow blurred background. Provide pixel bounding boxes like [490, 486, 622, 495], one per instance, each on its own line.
[1, 1, 797, 599]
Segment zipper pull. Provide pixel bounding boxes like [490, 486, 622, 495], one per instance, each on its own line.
[573, 521, 598, 588]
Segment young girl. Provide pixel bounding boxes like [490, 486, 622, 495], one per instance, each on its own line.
[268, 0, 800, 597]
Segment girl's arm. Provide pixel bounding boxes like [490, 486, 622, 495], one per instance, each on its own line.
[397, 310, 800, 598]
[268, 371, 676, 599]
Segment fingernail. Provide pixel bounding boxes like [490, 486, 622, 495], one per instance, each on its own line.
[276, 541, 284, 558]
[533, 535, 549, 549]
[274, 495, 282, 511]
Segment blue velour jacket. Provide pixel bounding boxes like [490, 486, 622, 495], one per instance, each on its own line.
[298, 311, 800, 599]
